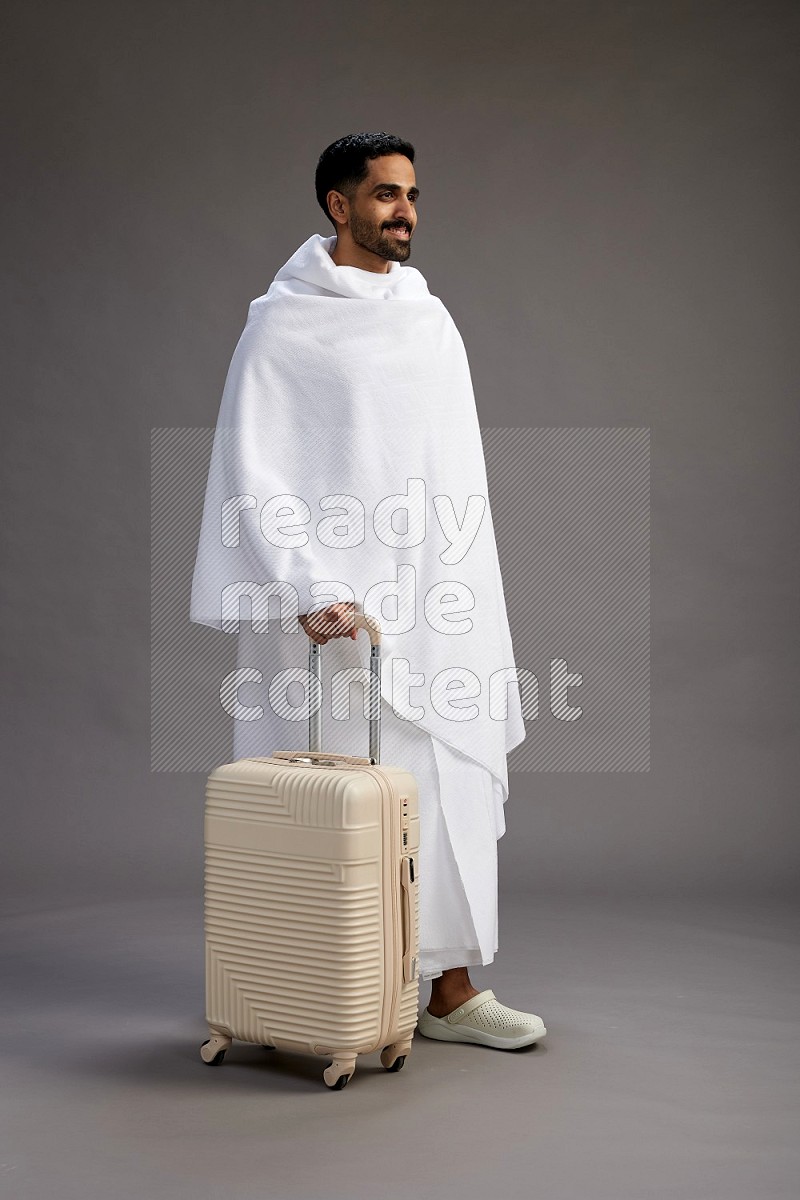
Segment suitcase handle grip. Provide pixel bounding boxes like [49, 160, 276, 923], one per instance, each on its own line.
[301, 610, 382, 646]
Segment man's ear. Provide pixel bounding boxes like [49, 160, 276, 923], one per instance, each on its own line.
[327, 190, 349, 226]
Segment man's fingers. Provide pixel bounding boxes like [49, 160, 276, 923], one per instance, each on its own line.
[303, 602, 357, 642]
[323, 604, 356, 637]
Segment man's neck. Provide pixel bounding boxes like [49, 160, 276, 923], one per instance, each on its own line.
[328, 235, 393, 274]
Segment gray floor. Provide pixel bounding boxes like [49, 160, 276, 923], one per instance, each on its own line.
[2, 892, 798, 1200]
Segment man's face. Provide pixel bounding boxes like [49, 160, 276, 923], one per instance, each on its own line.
[341, 154, 419, 263]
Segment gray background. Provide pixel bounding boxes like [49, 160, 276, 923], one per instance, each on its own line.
[2, 3, 798, 1198]
[3, 0, 796, 906]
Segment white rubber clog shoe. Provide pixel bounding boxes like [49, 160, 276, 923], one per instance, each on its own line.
[417, 988, 547, 1050]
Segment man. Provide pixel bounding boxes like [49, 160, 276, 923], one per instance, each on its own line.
[190, 132, 546, 1050]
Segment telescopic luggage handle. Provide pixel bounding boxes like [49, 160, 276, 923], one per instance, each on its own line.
[305, 610, 382, 763]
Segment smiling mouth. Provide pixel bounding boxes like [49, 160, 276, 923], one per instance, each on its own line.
[387, 226, 410, 238]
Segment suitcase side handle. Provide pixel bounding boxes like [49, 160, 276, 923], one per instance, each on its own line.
[305, 611, 382, 763]
[401, 855, 417, 982]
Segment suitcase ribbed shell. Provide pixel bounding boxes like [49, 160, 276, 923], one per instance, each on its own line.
[202, 754, 420, 1080]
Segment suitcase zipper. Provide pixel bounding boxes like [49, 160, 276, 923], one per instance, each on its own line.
[386, 769, 401, 1044]
[365, 764, 402, 1047]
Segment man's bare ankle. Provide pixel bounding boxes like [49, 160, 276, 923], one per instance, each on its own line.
[427, 974, 481, 1017]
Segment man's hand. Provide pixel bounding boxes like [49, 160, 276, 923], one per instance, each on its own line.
[298, 602, 358, 645]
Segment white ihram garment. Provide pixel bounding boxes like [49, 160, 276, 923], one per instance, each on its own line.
[190, 232, 525, 976]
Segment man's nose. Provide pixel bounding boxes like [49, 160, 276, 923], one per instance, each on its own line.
[393, 200, 415, 224]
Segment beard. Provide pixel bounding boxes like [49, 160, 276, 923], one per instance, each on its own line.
[348, 209, 411, 262]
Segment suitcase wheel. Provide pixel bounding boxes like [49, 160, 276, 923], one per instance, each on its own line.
[380, 1042, 411, 1070]
[323, 1055, 357, 1089]
[200, 1035, 231, 1066]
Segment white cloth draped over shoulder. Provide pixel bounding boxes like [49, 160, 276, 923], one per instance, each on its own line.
[189, 232, 527, 808]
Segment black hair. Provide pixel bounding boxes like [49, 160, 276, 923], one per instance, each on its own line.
[315, 132, 415, 227]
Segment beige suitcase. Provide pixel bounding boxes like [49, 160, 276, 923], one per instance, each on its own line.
[199, 613, 420, 1089]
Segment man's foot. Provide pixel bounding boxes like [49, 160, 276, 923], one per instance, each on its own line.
[417, 989, 547, 1050]
[426, 983, 481, 1018]
[426, 965, 481, 1018]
